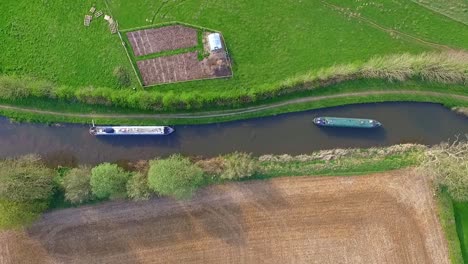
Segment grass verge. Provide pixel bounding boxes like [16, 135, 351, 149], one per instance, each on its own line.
[455, 202, 468, 263]
[439, 190, 464, 264]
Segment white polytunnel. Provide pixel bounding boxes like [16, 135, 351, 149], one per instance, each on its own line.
[208, 33, 223, 51]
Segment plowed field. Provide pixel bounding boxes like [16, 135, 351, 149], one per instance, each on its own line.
[0, 169, 449, 264]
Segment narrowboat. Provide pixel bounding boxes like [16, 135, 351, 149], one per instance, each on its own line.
[313, 117, 382, 128]
[90, 125, 174, 136]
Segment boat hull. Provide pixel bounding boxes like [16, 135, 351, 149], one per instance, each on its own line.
[90, 126, 175, 136]
[314, 117, 381, 128]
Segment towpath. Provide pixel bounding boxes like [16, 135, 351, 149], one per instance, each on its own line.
[0, 91, 466, 120]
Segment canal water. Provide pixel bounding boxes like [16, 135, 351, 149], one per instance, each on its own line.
[0, 102, 466, 164]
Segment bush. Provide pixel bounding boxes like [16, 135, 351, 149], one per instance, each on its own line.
[420, 137, 468, 201]
[62, 166, 93, 204]
[220, 152, 258, 180]
[0, 200, 48, 229]
[0, 155, 55, 203]
[148, 155, 204, 199]
[126, 172, 152, 200]
[90, 163, 130, 199]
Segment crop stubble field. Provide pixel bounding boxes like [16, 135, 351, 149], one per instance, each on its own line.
[0, 169, 449, 264]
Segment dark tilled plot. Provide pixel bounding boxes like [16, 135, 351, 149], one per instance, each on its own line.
[137, 52, 231, 86]
[127, 25, 198, 56]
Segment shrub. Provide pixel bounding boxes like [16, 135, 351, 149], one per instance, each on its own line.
[420, 137, 468, 201]
[0, 200, 48, 229]
[113, 66, 131, 88]
[148, 155, 204, 199]
[90, 163, 130, 199]
[0, 155, 55, 203]
[220, 152, 258, 180]
[62, 166, 93, 204]
[126, 172, 152, 200]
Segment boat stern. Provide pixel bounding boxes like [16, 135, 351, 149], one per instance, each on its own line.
[370, 120, 382, 128]
[164, 126, 175, 135]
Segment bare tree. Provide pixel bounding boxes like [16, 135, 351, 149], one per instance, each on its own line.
[420, 135, 468, 201]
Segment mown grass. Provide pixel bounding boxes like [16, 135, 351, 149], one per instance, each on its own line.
[454, 202, 468, 263]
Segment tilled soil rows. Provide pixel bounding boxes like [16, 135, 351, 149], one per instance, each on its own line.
[127, 25, 198, 56]
[0, 169, 449, 264]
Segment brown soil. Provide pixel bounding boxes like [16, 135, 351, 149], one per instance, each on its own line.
[0, 169, 449, 264]
[137, 51, 231, 86]
[127, 25, 198, 57]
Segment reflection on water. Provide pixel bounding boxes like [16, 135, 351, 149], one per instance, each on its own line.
[0, 102, 466, 165]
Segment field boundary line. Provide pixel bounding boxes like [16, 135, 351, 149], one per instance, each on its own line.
[117, 29, 144, 87]
[119, 21, 221, 34]
[408, 0, 468, 26]
[0, 91, 466, 120]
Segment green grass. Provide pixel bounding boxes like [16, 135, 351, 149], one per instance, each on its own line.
[439, 191, 464, 264]
[410, 0, 468, 25]
[325, 0, 468, 49]
[254, 149, 423, 179]
[1, 0, 467, 121]
[0, 79, 466, 125]
[0, 0, 136, 88]
[455, 202, 468, 263]
[108, 0, 435, 93]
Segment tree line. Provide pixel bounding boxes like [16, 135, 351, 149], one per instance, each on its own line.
[0, 152, 257, 228]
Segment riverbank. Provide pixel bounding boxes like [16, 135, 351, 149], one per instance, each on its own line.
[1, 79, 467, 125]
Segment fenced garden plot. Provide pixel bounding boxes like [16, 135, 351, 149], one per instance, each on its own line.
[122, 23, 232, 86]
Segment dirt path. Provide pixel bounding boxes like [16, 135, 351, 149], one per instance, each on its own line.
[0, 169, 450, 264]
[0, 91, 466, 121]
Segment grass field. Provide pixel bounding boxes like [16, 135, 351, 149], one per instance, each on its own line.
[0, 0, 467, 119]
[0, 0, 136, 88]
[410, 0, 468, 25]
[454, 202, 468, 263]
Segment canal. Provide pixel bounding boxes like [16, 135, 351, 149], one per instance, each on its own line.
[0, 102, 466, 164]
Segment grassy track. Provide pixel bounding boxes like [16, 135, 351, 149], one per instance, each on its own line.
[454, 202, 468, 263]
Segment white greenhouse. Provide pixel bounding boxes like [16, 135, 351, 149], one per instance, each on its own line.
[208, 33, 223, 51]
